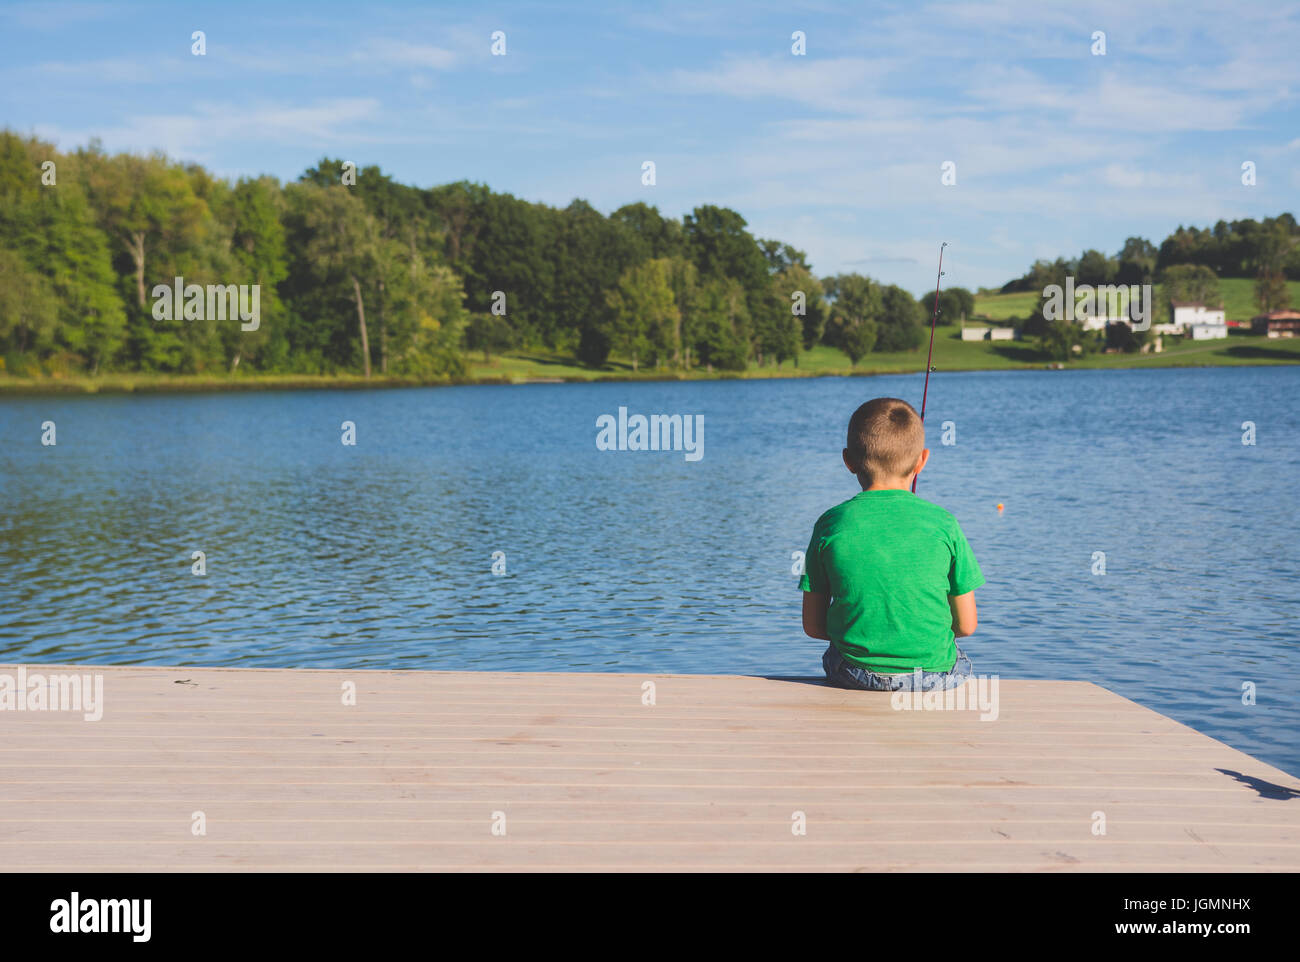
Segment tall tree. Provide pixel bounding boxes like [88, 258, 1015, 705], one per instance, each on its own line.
[875, 284, 925, 352]
[603, 258, 678, 371]
[0, 247, 59, 359]
[769, 263, 819, 364]
[0, 132, 126, 372]
[825, 273, 881, 364]
[290, 184, 381, 376]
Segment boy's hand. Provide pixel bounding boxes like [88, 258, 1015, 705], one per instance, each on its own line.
[949, 591, 978, 637]
[802, 591, 831, 641]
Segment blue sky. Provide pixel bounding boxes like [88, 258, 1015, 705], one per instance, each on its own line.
[2, 0, 1297, 295]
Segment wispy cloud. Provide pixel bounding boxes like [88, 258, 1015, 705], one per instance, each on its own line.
[3, 0, 1297, 291]
[353, 39, 458, 70]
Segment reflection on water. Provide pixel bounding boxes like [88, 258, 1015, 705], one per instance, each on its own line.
[1, 367, 1298, 774]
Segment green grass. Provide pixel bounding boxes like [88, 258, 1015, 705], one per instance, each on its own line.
[973, 278, 1300, 324]
[469, 329, 1300, 384]
[0, 371, 508, 396]
[6, 308, 1300, 397]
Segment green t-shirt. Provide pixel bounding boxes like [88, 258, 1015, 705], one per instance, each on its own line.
[798, 489, 984, 673]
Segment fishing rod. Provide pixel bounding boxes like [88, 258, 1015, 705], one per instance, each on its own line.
[912, 241, 947, 493]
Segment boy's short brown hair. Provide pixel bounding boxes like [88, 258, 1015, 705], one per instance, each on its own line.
[845, 397, 925, 484]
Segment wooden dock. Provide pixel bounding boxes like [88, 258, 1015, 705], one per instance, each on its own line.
[2, 664, 1298, 871]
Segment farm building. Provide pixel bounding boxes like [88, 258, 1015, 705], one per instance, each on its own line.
[1251, 310, 1300, 338]
[1153, 301, 1227, 338]
[960, 326, 1017, 341]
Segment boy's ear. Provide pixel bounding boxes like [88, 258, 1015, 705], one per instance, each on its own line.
[842, 447, 857, 474]
[913, 448, 930, 477]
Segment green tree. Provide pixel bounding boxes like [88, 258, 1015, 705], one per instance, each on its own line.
[393, 260, 468, 377]
[1076, 249, 1116, 287]
[772, 263, 826, 355]
[1116, 237, 1157, 286]
[825, 273, 881, 364]
[666, 256, 701, 368]
[1156, 263, 1222, 322]
[466, 313, 516, 362]
[289, 183, 381, 376]
[1251, 222, 1294, 313]
[552, 199, 642, 358]
[692, 277, 749, 370]
[1254, 269, 1290, 313]
[0, 247, 60, 361]
[604, 258, 678, 371]
[77, 148, 216, 370]
[1038, 320, 1089, 361]
[875, 284, 925, 352]
[610, 202, 683, 260]
[221, 176, 287, 371]
[0, 133, 126, 373]
[937, 286, 974, 325]
[683, 205, 767, 365]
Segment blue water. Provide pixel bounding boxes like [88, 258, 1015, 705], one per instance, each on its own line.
[1, 367, 1297, 775]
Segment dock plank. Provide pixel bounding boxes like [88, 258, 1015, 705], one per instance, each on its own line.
[1, 664, 1297, 872]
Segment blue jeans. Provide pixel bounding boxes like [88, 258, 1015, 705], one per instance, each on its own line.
[822, 644, 973, 691]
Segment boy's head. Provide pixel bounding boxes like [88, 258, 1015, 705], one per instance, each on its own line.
[842, 397, 927, 489]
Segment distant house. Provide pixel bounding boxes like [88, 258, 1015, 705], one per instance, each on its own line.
[1171, 301, 1226, 327]
[961, 326, 1017, 341]
[1154, 301, 1226, 337]
[1251, 310, 1300, 338]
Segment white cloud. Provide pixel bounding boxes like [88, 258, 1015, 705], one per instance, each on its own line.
[34, 99, 386, 163]
[668, 56, 901, 113]
[31, 56, 163, 84]
[355, 40, 457, 70]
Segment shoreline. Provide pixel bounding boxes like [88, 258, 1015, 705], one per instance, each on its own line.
[2, 353, 1298, 397]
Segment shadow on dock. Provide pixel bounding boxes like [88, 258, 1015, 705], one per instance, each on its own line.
[1217, 768, 1300, 800]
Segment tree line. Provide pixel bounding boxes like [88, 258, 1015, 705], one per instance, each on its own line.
[10, 130, 1287, 379]
[0, 132, 955, 378]
[1000, 219, 1298, 311]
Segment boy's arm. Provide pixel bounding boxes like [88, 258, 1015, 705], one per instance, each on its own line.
[802, 591, 832, 641]
[949, 591, 977, 637]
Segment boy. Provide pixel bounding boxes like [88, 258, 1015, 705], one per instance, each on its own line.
[799, 397, 983, 691]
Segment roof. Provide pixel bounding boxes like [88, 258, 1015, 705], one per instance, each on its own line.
[1251, 310, 1300, 322]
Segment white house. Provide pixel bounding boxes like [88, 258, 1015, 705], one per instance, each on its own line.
[960, 326, 990, 341]
[1152, 301, 1226, 336]
[989, 327, 1016, 341]
[1171, 301, 1226, 327]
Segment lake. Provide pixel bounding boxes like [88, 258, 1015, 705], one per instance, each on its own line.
[1, 366, 1297, 776]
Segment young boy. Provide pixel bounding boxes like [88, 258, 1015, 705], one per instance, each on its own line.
[799, 397, 984, 691]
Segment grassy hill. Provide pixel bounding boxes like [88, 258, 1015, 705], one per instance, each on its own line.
[458, 325, 1300, 383]
[972, 278, 1300, 324]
